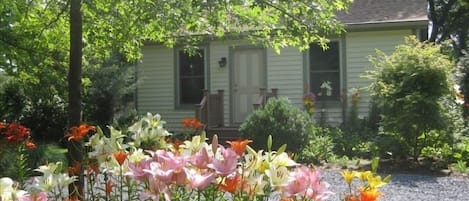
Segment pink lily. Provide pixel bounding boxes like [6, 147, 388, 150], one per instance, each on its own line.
[18, 192, 48, 201]
[185, 169, 216, 190]
[208, 147, 239, 176]
[126, 158, 152, 181]
[189, 147, 212, 169]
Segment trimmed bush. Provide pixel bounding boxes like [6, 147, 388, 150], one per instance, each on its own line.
[240, 97, 313, 153]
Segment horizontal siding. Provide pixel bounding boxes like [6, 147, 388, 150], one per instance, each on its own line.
[345, 29, 412, 117]
[137, 45, 193, 131]
[210, 41, 240, 126]
[267, 47, 304, 107]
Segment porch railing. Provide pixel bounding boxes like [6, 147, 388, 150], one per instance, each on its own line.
[253, 88, 278, 109]
[194, 90, 224, 128]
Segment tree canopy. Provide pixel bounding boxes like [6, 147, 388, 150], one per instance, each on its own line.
[428, 0, 469, 57]
[1, 0, 353, 197]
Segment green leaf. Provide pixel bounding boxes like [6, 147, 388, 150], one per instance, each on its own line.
[277, 144, 287, 154]
[267, 135, 272, 152]
[371, 157, 380, 173]
[383, 175, 392, 183]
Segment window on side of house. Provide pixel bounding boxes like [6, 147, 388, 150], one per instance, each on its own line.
[177, 48, 205, 106]
[309, 41, 341, 101]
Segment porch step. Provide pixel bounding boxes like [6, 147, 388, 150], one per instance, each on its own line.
[206, 126, 242, 143]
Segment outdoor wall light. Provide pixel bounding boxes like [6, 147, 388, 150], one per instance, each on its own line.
[218, 57, 227, 68]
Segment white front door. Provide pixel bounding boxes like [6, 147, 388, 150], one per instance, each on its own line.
[232, 47, 266, 124]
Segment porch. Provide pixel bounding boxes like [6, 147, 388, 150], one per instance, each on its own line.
[194, 88, 278, 142]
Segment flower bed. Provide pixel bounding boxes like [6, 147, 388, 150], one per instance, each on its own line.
[0, 113, 389, 201]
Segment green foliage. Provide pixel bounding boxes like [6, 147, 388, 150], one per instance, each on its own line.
[83, 53, 137, 129]
[453, 160, 468, 174]
[0, 79, 67, 142]
[298, 126, 335, 164]
[240, 97, 313, 153]
[22, 96, 68, 141]
[341, 88, 379, 159]
[367, 36, 458, 160]
[0, 79, 27, 121]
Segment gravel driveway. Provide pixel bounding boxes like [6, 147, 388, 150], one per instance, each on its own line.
[321, 170, 469, 201]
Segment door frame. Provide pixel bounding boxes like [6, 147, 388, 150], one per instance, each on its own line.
[229, 45, 267, 125]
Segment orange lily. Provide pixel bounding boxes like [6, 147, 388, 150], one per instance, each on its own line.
[182, 118, 203, 129]
[65, 124, 96, 142]
[218, 174, 242, 193]
[226, 139, 253, 156]
[359, 189, 381, 201]
[113, 151, 128, 166]
[25, 139, 36, 150]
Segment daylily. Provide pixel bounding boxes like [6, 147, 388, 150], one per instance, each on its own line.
[226, 139, 252, 156]
[342, 170, 356, 185]
[65, 123, 95, 142]
[358, 171, 373, 182]
[67, 123, 96, 142]
[359, 188, 381, 201]
[367, 175, 388, 189]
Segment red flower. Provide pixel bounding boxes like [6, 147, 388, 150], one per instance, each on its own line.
[4, 123, 30, 143]
[25, 139, 36, 150]
[182, 118, 203, 129]
[226, 139, 253, 156]
[65, 124, 96, 142]
[218, 174, 242, 193]
[359, 189, 381, 201]
[113, 151, 128, 166]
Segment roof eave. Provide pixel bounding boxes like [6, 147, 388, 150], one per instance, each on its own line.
[345, 19, 428, 31]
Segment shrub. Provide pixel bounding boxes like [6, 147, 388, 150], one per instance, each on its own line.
[367, 36, 458, 160]
[298, 126, 335, 164]
[240, 97, 313, 153]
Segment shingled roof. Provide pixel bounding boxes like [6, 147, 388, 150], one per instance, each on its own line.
[337, 0, 428, 25]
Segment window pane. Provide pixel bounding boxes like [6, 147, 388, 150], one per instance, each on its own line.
[179, 49, 204, 76]
[310, 72, 340, 101]
[179, 48, 205, 105]
[180, 78, 204, 104]
[309, 42, 339, 71]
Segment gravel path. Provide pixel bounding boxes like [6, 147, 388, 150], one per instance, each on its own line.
[321, 170, 469, 201]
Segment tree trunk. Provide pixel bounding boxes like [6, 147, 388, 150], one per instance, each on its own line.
[68, 0, 83, 198]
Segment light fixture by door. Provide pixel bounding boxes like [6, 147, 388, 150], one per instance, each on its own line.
[218, 57, 227, 68]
